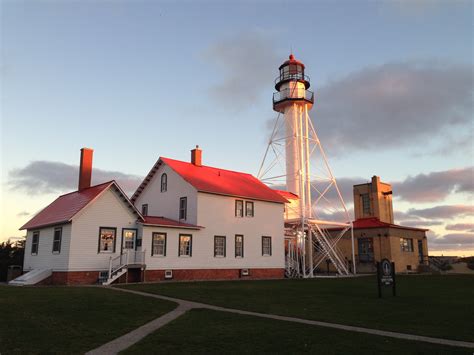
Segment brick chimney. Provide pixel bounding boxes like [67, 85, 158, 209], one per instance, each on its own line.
[191, 145, 202, 167]
[78, 148, 94, 190]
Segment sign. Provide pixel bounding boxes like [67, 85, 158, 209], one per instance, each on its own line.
[380, 259, 393, 285]
[376, 259, 396, 298]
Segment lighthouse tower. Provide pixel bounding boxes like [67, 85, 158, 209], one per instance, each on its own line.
[259, 54, 355, 278]
[273, 54, 314, 219]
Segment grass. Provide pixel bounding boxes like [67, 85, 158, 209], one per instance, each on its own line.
[120, 275, 474, 342]
[0, 286, 177, 354]
[122, 308, 471, 355]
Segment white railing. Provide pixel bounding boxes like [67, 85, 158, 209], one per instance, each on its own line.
[128, 250, 146, 264]
[108, 250, 146, 279]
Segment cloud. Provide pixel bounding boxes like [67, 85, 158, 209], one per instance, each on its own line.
[404, 205, 474, 220]
[445, 223, 474, 232]
[392, 167, 473, 203]
[204, 30, 280, 111]
[397, 220, 444, 227]
[8, 160, 142, 197]
[16, 211, 30, 217]
[429, 233, 474, 248]
[314, 61, 473, 156]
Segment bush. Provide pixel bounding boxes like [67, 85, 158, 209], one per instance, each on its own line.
[0, 240, 25, 282]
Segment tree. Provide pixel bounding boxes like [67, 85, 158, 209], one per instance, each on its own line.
[0, 239, 25, 282]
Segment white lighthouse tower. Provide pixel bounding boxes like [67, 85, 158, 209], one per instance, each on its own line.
[259, 54, 355, 277]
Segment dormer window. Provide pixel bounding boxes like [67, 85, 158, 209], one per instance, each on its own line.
[245, 201, 254, 217]
[142, 204, 148, 216]
[179, 197, 187, 220]
[161, 173, 167, 192]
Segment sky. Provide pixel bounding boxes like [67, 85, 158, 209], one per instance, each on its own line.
[1, 0, 473, 256]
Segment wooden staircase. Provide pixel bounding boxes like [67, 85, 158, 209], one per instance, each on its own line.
[100, 250, 145, 285]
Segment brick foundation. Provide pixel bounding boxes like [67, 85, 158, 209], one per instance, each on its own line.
[39, 268, 283, 285]
[144, 268, 284, 282]
[50, 271, 102, 285]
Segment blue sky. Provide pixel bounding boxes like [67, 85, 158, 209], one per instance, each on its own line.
[1, 0, 473, 255]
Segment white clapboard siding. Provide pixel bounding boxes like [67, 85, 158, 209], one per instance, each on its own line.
[142, 192, 285, 270]
[23, 223, 72, 272]
[134, 163, 198, 224]
[68, 188, 138, 271]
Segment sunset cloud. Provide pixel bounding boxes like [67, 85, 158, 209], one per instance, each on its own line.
[8, 161, 142, 197]
[404, 205, 473, 220]
[445, 223, 474, 232]
[428, 233, 474, 252]
[204, 30, 280, 110]
[392, 167, 473, 203]
[314, 61, 473, 156]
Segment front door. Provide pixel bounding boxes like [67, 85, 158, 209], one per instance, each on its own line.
[122, 229, 137, 253]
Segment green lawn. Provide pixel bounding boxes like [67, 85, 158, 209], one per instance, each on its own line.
[120, 275, 474, 342]
[0, 286, 177, 354]
[122, 308, 470, 355]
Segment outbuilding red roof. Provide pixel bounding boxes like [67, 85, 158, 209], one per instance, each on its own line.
[141, 216, 203, 230]
[348, 217, 428, 232]
[20, 182, 113, 230]
[274, 190, 299, 200]
[20, 181, 142, 230]
[132, 157, 287, 204]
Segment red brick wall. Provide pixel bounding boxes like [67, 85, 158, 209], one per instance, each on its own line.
[50, 271, 101, 285]
[41, 268, 283, 285]
[144, 268, 284, 282]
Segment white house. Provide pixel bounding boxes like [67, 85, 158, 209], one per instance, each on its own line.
[17, 147, 287, 285]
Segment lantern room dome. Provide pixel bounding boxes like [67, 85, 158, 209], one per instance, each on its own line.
[278, 54, 306, 70]
[275, 54, 310, 91]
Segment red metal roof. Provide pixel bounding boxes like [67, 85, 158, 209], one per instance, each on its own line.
[141, 216, 203, 230]
[20, 181, 142, 230]
[279, 54, 305, 70]
[352, 217, 428, 232]
[163, 158, 288, 203]
[274, 190, 299, 200]
[20, 182, 113, 230]
[133, 157, 287, 204]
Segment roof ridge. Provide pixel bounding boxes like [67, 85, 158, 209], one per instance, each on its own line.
[161, 157, 254, 176]
[56, 180, 115, 198]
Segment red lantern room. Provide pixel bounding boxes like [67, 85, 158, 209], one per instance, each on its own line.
[273, 54, 314, 113]
[275, 54, 310, 91]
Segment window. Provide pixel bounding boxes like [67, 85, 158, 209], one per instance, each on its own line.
[98, 227, 116, 253]
[52, 227, 62, 253]
[358, 238, 374, 262]
[161, 173, 167, 192]
[400, 238, 414, 252]
[122, 229, 136, 250]
[214, 236, 226, 257]
[245, 201, 254, 217]
[179, 197, 187, 220]
[152, 232, 167, 256]
[235, 200, 243, 217]
[262, 236, 272, 256]
[142, 204, 148, 216]
[361, 194, 370, 214]
[179, 234, 192, 256]
[235, 235, 244, 258]
[31, 231, 40, 255]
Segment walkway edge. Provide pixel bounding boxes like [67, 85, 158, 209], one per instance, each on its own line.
[85, 303, 192, 355]
[109, 286, 474, 350]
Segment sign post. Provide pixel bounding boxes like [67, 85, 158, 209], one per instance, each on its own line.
[376, 259, 396, 298]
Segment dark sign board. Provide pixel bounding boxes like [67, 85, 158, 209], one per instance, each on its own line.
[377, 259, 396, 298]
